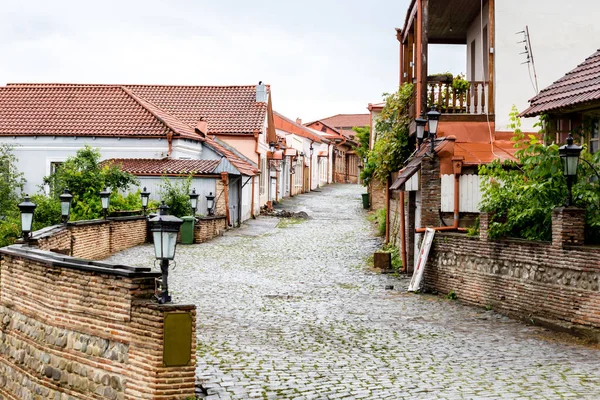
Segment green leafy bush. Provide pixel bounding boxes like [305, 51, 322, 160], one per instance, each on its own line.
[362, 83, 414, 186]
[0, 144, 26, 217]
[159, 176, 192, 217]
[479, 106, 600, 242]
[0, 218, 20, 248]
[43, 146, 139, 221]
[31, 194, 61, 231]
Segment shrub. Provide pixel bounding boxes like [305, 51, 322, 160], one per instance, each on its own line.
[159, 176, 193, 217]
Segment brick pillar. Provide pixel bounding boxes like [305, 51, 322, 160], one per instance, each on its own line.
[420, 156, 441, 228]
[552, 207, 585, 247]
[479, 212, 490, 241]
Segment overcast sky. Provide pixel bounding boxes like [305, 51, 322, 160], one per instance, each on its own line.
[0, 0, 464, 122]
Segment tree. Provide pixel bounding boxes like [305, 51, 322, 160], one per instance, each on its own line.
[0, 144, 26, 217]
[0, 144, 26, 246]
[479, 107, 600, 242]
[362, 83, 415, 185]
[159, 176, 193, 217]
[43, 146, 139, 220]
[352, 125, 370, 161]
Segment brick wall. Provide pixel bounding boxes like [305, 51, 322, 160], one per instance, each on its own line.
[420, 156, 441, 228]
[424, 233, 600, 335]
[215, 179, 227, 217]
[194, 216, 227, 243]
[369, 180, 386, 211]
[0, 246, 196, 399]
[36, 217, 147, 260]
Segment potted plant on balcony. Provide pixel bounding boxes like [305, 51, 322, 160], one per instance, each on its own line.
[451, 73, 470, 113]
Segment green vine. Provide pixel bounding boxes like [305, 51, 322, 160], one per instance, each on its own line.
[361, 83, 415, 185]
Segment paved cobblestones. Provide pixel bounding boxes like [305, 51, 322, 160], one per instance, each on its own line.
[107, 184, 600, 399]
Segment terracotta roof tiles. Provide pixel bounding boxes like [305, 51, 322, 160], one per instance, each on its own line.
[311, 114, 370, 129]
[105, 158, 221, 175]
[521, 49, 600, 117]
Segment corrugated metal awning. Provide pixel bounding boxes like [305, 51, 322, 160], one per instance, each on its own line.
[390, 154, 424, 190]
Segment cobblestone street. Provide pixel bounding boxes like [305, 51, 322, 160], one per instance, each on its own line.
[108, 184, 600, 399]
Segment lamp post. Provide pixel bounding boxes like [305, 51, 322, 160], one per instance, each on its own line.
[206, 192, 215, 216]
[269, 141, 276, 154]
[189, 188, 199, 215]
[559, 133, 582, 206]
[309, 144, 314, 158]
[18, 195, 37, 244]
[59, 188, 73, 224]
[140, 187, 151, 215]
[415, 115, 427, 149]
[427, 106, 441, 154]
[99, 187, 111, 219]
[149, 202, 183, 304]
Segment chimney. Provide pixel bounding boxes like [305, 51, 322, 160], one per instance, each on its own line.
[256, 81, 268, 103]
[195, 117, 208, 135]
[296, 118, 302, 125]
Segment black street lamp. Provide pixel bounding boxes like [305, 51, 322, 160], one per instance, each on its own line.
[59, 188, 73, 224]
[189, 188, 199, 215]
[99, 187, 111, 219]
[415, 115, 427, 148]
[309, 144, 314, 158]
[140, 186, 151, 215]
[206, 192, 215, 216]
[149, 202, 183, 304]
[18, 195, 37, 244]
[427, 106, 441, 154]
[559, 133, 583, 206]
[269, 141, 276, 154]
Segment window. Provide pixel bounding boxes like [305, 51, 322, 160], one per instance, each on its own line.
[50, 161, 63, 175]
[590, 119, 599, 154]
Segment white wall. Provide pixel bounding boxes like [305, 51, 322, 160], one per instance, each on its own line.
[137, 176, 217, 214]
[495, 0, 600, 132]
[466, 2, 489, 83]
[0, 136, 168, 195]
[241, 176, 253, 221]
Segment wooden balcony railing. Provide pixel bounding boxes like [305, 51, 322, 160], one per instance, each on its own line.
[427, 80, 489, 115]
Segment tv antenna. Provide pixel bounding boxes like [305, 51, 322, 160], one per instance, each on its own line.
[516, 26, 539, 94]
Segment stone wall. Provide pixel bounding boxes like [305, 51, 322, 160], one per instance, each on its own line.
[0, 246, 196, 399]
[194, 216, 227, 243]
[35, 216, 147, 260]
[424, 233, 600, 336]
[215, 179, 227, 217]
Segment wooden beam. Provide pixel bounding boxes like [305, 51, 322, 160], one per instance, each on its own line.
[407, 30, 414, 83]
[488, 0, 495, 115]
[402, 1, 419, 43]
[421, 0, 429, 115]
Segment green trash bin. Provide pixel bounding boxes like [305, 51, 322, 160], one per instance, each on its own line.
[361, 193, 370, 209]
[180, 216, 195, 244]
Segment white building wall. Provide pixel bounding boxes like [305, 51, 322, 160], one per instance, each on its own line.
[241, 176, 253, 221]
[466, 2, 489, 83]
[495, 0, 600, 132]
[137, 176, 217, 214]
[0, 136, 168, 195]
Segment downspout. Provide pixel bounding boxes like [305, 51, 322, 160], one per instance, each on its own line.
[385, 175, 391, 243]
[251, 176, 256, 218]
[400, 191, 407, 272]
[289, 156, 294, 197]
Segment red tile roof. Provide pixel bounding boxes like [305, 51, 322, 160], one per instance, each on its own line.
[4, 83, 268, 136]
[521, 49, 600, 117]
[0, 83, 262, 175]
[0, 85, 180, 137]
[122, 85, 268, 135]
[310, 114, 370, 129]
[105, 158, 221, 175]
[274, 111, 323, 143]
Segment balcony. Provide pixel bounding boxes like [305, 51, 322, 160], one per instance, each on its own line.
[427, 77, 489, 116]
